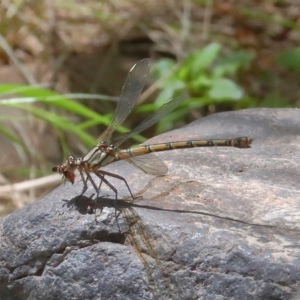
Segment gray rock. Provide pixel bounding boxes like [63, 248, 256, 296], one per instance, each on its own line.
[1, 108, 300, 300]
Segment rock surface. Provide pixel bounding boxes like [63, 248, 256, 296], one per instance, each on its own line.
[1, 108, 300, 300]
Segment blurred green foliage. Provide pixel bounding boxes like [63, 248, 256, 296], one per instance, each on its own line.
[0, 85, 145, 160]
[150, 43, 255, 132]
[277, 47, 300, 72]
[0, 42, 298, 164]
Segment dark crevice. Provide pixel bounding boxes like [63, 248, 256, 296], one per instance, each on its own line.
[5, 228, 127, 282]
[7, 256, 49, 281]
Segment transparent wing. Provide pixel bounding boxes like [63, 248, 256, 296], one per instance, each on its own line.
[115, 93, 188, 147]
[126, 154, 168, 175]
[99, 58, 150, 143]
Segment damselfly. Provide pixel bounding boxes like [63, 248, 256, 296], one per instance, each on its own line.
[52, 59, 252, 204]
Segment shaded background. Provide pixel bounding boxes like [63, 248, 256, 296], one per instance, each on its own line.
[0, 0, 299, 216]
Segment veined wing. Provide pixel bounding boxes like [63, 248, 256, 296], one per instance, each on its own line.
[126, 154, 168, 175]
[115, 93, 188, 147]
[99, 58, 150, 143]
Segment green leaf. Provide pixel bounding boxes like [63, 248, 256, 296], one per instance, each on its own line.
[189, 74, 212, 91]
[0, 102, 97, 147]
[152, 58, 176, 78]
[135, 103, 156, 114]
[188, 97, 218, 107]
[0, 125, 26, 148]
[155, 88, 177, 106]
[0, 84, 110, 127]
[156, 105, 190, 133]
[0, 85, 147, 145]
[213, 50, 255, 77]
[155, 80, 186, 106]
[277, 47, 300, 72]
[208, 78, 243, 101]
[260, 95, 291, 108]
[189, 43, 221, 78]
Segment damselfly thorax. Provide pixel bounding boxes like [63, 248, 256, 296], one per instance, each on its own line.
[52, 59, 252, 207]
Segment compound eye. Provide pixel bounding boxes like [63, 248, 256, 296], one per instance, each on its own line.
[69, 156, 77, 164]
[52, 166, 58, 172]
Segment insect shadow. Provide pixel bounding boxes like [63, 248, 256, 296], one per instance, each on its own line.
[62, 194, 145, 232]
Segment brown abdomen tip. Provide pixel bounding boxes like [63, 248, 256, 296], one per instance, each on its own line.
[236, 137, 252, 148]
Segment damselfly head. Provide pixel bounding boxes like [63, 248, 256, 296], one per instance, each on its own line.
[52, 156, 78, 184]
[52, 165, 75, 184]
